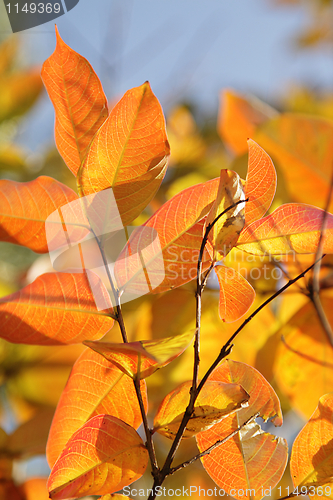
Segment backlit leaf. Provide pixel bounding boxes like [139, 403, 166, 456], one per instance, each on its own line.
[244, 139, 277, 226]
[42, 27, 108, 176]
[78, 82, 170, 225]
[215, 265, 255, 322]
[0, 272, 114, 345]
[237, 204, 333, 255]
[0, 176, 79, 253]
[153, 380, 249, 439]
[205, 169, 245, 259]
[255, 114, 333, 211]
[290, 393, 333, 490]
[114, 178, 219, 295]
[196, 360, 287, 500]
[20, 478, 49, 500]
[47, 348, 147, 468]
[47, 415, 148, 499]
[273, 296, 333, 418]
[84, 329, 194, 379]
[218, 89, 276, 155]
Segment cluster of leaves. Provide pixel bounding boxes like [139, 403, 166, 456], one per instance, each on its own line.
[1, 27, 333, 500]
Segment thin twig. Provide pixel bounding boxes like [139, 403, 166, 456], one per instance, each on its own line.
[197, 255, 326, 395]
[308, 164, 333, 347]
[170, 412, 259, 474]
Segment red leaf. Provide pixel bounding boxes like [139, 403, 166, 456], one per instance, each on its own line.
[41, 27, 108, 176]
[0, 272, 114, 345]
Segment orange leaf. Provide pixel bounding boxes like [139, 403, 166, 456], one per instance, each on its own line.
[153, 380, 249, 439]
[290, 393, 333, 491]
[42, 27, 108, 176]
[84, 329, 194, 379]
[196, 360, 287, 500]
[0, 176, 79, 253]
[114, 178, 219, 295]
[237, 204, 333, 255]
[46, 348, 147, 468]
[254, 114, 333, 211]
[215, 265, 255, 322]
[47, 415, 148, 499]
[273, 297, 333, 418]
[78, 82, 170, 225]
[205, 169, 245, 259]
[244, 139, 277, 226]
[218, 89, 276, 156]
[0, 272, 113, 345]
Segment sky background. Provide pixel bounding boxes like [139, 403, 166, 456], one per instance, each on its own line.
[1, 0, 333, 152]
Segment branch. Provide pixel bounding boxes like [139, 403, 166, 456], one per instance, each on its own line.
[197, 255, 326, 395]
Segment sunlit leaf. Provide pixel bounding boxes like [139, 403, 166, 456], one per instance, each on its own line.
[0, 272, 114, 345]
[255, 114, 333, 211]
[237, 204, 333, 255]
[41, 27, 108, 176]
[218, 89, 277, 155]
[0, 36, 18, 76]
[273, 296, 333, 418]
[99, 495, 132, 500]
[114, 178, 219, 295]
[205, 169, 245, 259]
[84, 329, 194, 379]
[0, 176, 80, 253]
[290, 393, 333, 491]
[244, 139, 277, 226]
[196, 360, 287, 500]
[47, 415, 148, 499]
[153, 380, 249, 439]
[0, 68, 43, 123]
[46, 348, 147, 468]
[215, 265, 255, 322]
[78, 82, 170, 225]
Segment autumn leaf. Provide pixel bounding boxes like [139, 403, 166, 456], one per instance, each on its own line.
[290, 393, 333, 492]
[47, 415, 148, 499]
[218, 89, 276, 155]
[114, 178, 219, 295]
[84, 329, 194, 379]
[41, 27, 108, 176]
[196, 360, 287, 500]
[237, 203, 333, 255]
[47, 348, 147, 468]
[273, 296, 333, 418]
[215, 265, 255, 322]
[0, 272, 114, 345]
[153, 380, 249, 439]
[244, 139, 277, 226]
[78, 82, 170, 226]
[255, 114, 333, 211]
[0, 176, 79, 253]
